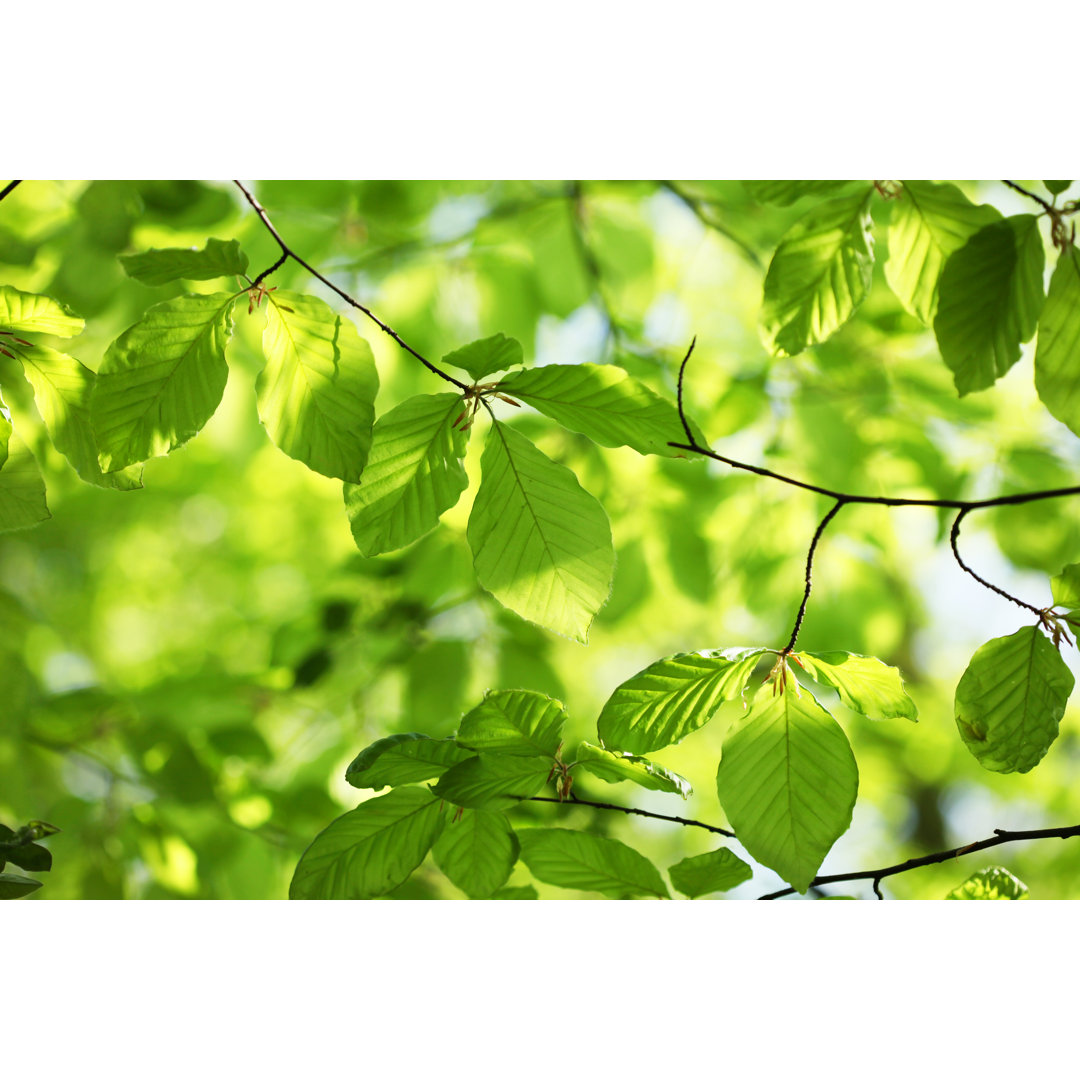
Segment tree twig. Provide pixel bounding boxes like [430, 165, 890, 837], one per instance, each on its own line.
[783, 499, 846, 654]
[0, 180, 21, 203]
[1002, 179, 1055, 215]
[526, 794, 735, 838]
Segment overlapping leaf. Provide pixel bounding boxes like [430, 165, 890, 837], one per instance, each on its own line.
[467, 420, 614, 642]
[289, 786, 446, 899]
[432, 809, 519, 898]
[715, 683, 858, 893]
[0, 285, 84, 337]
[456, 689, 566, 758]
[574, 741, 692, 797]
[743, 181, 861, 207]
[934, 215, 1045, 395]
[954, 626, 1074, 773]
[0, 432, 50, 532]
[119, 238, 249, 286]
[344, 392, 469, 556]
[596, 648, 764, 754]
[794, 651, 917, 721]
[259, 292, 379, 482]
[345, 733, 471, 790]
[946, 866, 1029, 899]
[1034, 245, 1080, 435]
[669, 848, 752, 898]
[517, 828, 669, 898]
[759, 191, 875, 357]
[92, 292, 235, 471]
[0, 872, 42, 899]
[1051, 563, 1080, 609]
[432, 753, 554, 808]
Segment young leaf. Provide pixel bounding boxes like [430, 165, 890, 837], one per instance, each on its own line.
[954, 626, 1074, 774]
[456, 689, 566, 758]
[574, 741, 692, 798]
[946, 866, 1029, 900]
[259, 292, 379, 482]
[1034, 245, 1080, 436]
[759, 191, 875, 357]
[596, 648, 765, 754]
[0, 285, 84, 337]
[1044, 181, 1073, 196]
[0, 872, 43, 900]
[289, 786, 446, 899]
[345, 733, 471, 791]
[793, 651, 918, 721]
[934, 215, 1045, 395]
[1051, 563, 1080, 609]
[467, 420, 614, 642]
[92, 292, 235, 471]
[742, 181, 861, 207]
[442, 333, 523, 381]
[715, 683, 858, 894]
[343, 392, 469, 556]
[0, 433, 50, 533]
[431, 753, 554, 809]
[119, 238, 249, 286]
[668, 848, 752, 898]
[884, 181, 999, 324]
[17, 344, 143, 489]
[517, 828, 669, 898]
[432, 808, 519, 898]
[496, 362, 690, 457]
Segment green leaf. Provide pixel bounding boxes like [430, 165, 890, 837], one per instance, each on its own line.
[574, 741, 692, 798]
[884, 181, 999, 324]
[1034, 245, 1080, 435]
[0, 408, 10, 471]
[493, 884, 538, 900]
[343, 392, 469, 556]
[289, 786, 446, 899]
[1044, 181, 1072, 196]
[934, 215, 1046, 395]
[715, 683, 858, 893]
[742, 181, 860, 207]
[596, 648, 765, 754]
[793, 651, 918, 721]
[345, 733, 472, 791]
[17, 344, 143, 489]
[432, 808, 519, 898]
[0, 432, 50, 533]
[517, 828, 669, 898]
[119, 238, 249, 286]
[456, 689, 566, 758]
[759, 191, 875, 357]
[954, 626, 1074, 774]
[0, 841, 51, 873]
[946, 866, 1029, 900]
[92, 293, 235, 471]
[0, 872, 42, 900]
[442, 333, 523, 381]
[669, 848, 753, 898]
[1051, 563, 1080, 609]
[497, 362, 691, 457]
[431, 753, 554, 809]
[259, 292, 379, 482]
[467, 420, 614, 642]
[0, 285, 84, 337]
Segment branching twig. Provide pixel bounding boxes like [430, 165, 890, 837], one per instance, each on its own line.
[0, 180, 21, 203]
[758, 822, 1080, 899]
[567, 180, 624, 353]
[526, 794, 735, 838]
[233, 180, 469, 392]
[1002, 179, 1055, 215]
[783, 499, 846, 654]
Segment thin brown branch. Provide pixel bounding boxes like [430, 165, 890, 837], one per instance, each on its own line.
[783, 499, 846, 654]
[1002, 179, 1055, 215]
[0, 180, 21, 203]
[526, 795, 735, 838]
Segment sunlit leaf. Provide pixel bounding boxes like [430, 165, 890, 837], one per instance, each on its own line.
[946, 866, 1029, 900]
[345, 733, 471, 791]
[1034, 245, 1080, 435]
[0, 432, 50, 532]
[794, 651, 918, 721]
[574, 741, 692, 797]
[669, 848, 752, 898]
[443, 333, 523, 381]
[743, 181, 861, 207]
[119, 238, 249, 286]
[0, 285, 84, 337]
[432, 809, 519, 898]
[456, 689, 566, 758]
[431, 753, 554, 809]
[1051, 563, 1080, 609]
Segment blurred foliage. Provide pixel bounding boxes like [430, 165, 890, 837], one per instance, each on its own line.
[3, 179, 1080, 899]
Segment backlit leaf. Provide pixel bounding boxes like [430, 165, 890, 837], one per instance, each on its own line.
[1034, 245, 1080, 435]
[432, 809, 519, 898]
[743, 181, 861, 207]
[794, 651, 918, 721]
[456, 689, 566, 758]
[345, 733, 471, 791]
[119, 238, 249, 286]
[0, 285, 84, 337]
[669, 848, 752, 898]
[0, 432, 50, 532]
[443, 333, 523, 381]
[1051, 563, 1080, 609]
[946, 866, 1029, 899]
[574, 741, 692, 798]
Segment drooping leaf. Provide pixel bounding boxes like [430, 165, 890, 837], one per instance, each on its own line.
[793, 651, 918, 721]
[0, 840, 51, 873]
[493, 884, 538, 900]
[574, 741, 692, 798]
[934, 215, 1045, 395]
[119, 238, 249, 286]
[715, 683, 858, 893]
[467, 420, 614, 642]
[596, 648, 765, 754]
[442, 333, 523, 381]
[759, 191, 875, 357]
[0, 285, 84, 337]
[742, 181, 861, 207]
[1034, 245, 1080, 435]
[259, 292, 379, 482]
[884, 181, 999, 323]
[345, 733, 472, 791]
[431, 753, 554, 809]
[669, 848, 753, 898]
[17, 343, 143, 489]
[92, 292, 235, 471]
[456, 689, 566, 758]
[0, 872, 43, 900]
[1051, 563, 1080, 609]
[343, 392, 469, 556]
[517, 828, 669, 898]
[0, 432, 50, 532]
[954, 626, 1074, 774]
[1044, 181, 1073, 196]
[432, 809, 519, 898]
[946, 866, 1029, 900]
[497, 362, 691, 457]
[289, 786, 446, 899]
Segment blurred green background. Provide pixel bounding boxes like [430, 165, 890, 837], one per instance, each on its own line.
[3, 178, 1079, 899]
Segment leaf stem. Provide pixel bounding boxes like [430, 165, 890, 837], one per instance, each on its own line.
[782, 499, 846, 654]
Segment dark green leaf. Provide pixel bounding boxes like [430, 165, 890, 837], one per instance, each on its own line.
[946, 866, 1029, 899]
[669, 848, 752, 898]
[119, 238, 249, 286]
[432, 809, 519, 898]
[1044, 181, 1072, 196]
[456, 689, 566, 758]
[0, 872, 43, 899]
[1034, 245, 1080, 435]
[492, 884, 538, 900]
[1, 841, 51, 872]
[574, 741, 692, 797]
[431, 753, 554, 808]
[345, 733, 471, 790]
[443, 333, 523, 381]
